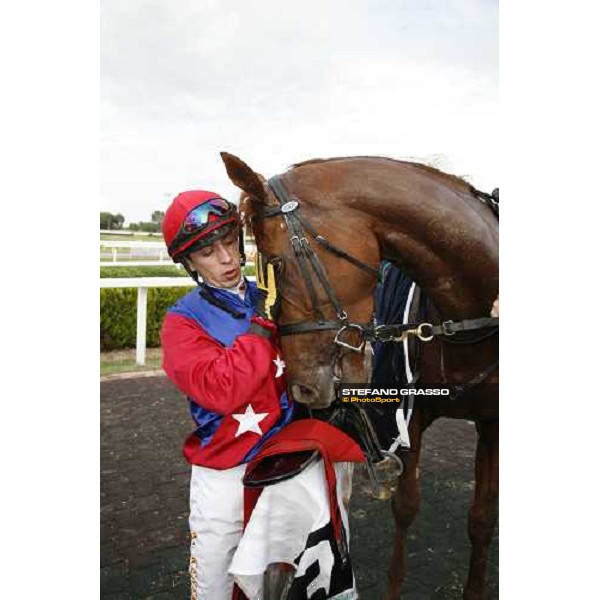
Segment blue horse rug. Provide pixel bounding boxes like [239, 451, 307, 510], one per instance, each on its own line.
[369, 262, 422, 451]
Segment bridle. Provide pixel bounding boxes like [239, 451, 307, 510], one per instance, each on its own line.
[260, 175, 379, 351]
[260, 175, 499, 351]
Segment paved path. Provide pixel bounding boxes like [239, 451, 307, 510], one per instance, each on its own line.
[101, 375, 498, 600]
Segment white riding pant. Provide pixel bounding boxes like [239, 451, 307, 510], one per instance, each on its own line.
[188, 460, 355, 600]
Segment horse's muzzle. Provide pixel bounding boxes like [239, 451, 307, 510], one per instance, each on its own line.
[289, 381, 333, 409]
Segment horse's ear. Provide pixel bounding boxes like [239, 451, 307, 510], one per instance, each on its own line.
[220, 152, 269, 204]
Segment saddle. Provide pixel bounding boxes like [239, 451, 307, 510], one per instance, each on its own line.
[242, 404, 395, 493]
[243, 449, 320, 488]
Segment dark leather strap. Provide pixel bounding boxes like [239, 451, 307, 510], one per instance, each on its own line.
[247, 321, 274, 339]
[268, 176, 350, 327]
[449, 360, 499, 401]
[287, 216, 326, 322]
[430, 317, 499, 336]
[296, 214, 379, 276]
[368, 317, 499, 342]
[278, 320, 344, 336]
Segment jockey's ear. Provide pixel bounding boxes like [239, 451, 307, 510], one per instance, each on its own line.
[220, 152, 269, 204]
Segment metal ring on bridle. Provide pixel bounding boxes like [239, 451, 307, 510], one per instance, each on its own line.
[416, 323, 434, 342]
[334, 323, 365, 352]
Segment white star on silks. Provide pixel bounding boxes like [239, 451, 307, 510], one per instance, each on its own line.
[232, 405, 269, 438]
[273, 355, 286, 378]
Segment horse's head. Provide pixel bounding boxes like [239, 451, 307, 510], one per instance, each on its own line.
[221, 152, 380, 409]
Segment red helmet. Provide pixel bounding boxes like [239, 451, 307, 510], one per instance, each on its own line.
[162, 190, 239, 261]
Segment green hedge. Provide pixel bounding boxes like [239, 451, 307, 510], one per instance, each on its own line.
[100, 287, 192, 351]
[100, 264, 257, 351]
[100, 265, 186, 278]
[100, 264, 256, 278]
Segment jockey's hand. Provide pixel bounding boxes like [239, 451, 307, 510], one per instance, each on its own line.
[490, 296, 499, 318]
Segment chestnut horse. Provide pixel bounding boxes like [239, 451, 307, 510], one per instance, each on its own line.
[221, 152, 498, 600]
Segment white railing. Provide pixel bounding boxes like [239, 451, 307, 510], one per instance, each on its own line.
[100, 261, 183, 267]
[100, 277, 194, 366]
[99, 239, 257, 264]
[100, 239, 256, 248]
[101, 261, 254, 269]
[100, 240, 166, 248]
[100, 276, 255, 366]
[100, 240, 169, 263]
[100, 229, 162, 236]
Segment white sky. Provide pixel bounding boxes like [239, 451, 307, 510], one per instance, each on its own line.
[101, 0, 498, 224]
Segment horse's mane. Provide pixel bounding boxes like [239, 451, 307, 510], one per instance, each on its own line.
[240, 156, 485, 226]
[290, 156, 479, 195]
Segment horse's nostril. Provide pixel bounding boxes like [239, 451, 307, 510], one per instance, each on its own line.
[290, 383, 319, 405]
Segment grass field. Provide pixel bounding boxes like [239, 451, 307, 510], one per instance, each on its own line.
[100, 256, 171, 262]
[100, 233, 163, 242]
[100, 264, 255, 278]
[100, 348, 163, 376]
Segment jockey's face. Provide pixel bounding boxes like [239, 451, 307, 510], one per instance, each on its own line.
[186, 227, 242, 288]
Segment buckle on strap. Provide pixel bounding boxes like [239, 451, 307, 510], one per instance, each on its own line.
[441, 320, 456, 336]
[372, 324, 398, 343]
[334, 324, 365, 352]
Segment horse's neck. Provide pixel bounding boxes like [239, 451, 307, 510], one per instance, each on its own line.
[292, 160, 498, 319]
[360, 192, 498, 319]
[376, 217, 497, 319]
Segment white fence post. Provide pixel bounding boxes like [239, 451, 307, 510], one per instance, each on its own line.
[112, 248, 117, 262]
[100, 276, 256, 370]
[136, 287, 148, 365]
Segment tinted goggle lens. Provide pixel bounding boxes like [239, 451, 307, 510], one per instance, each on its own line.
[182, 198, 232, 233]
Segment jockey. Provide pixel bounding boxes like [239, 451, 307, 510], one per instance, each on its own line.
[160, 190, 362, 600]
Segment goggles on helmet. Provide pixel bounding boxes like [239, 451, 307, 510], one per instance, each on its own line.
[181, 198, 233, 233]
[169, 198, 238, 258]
